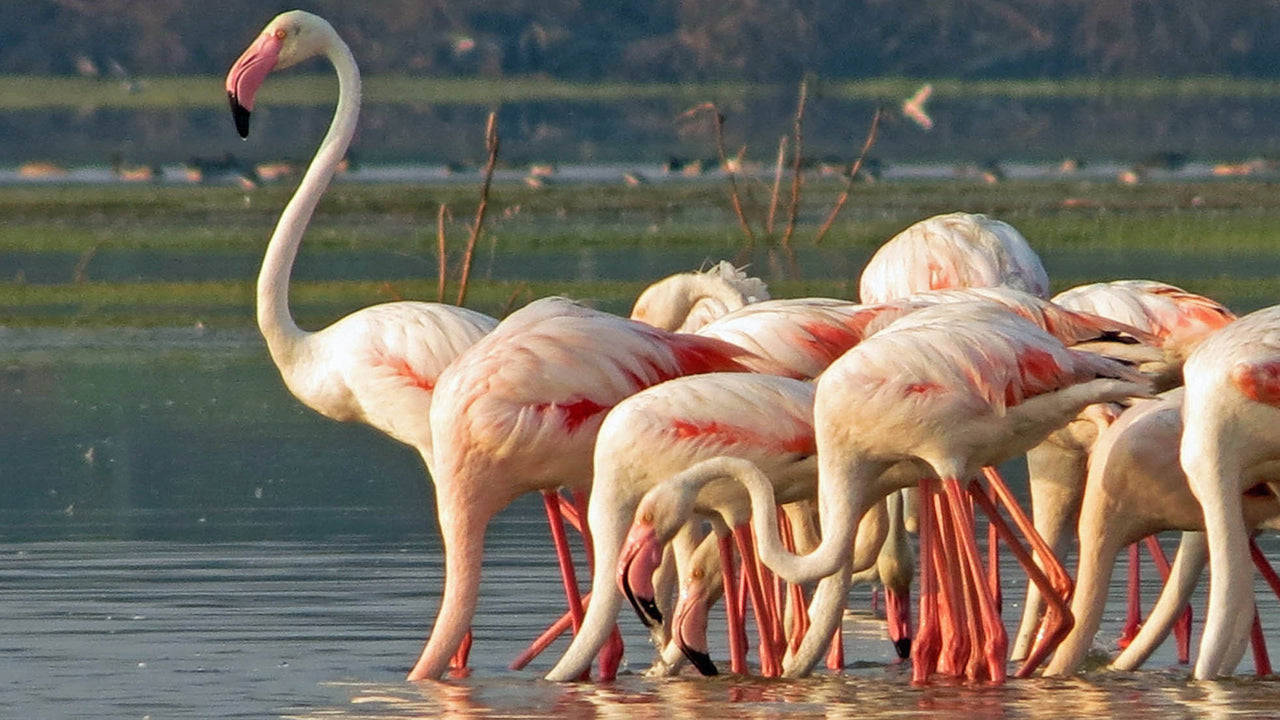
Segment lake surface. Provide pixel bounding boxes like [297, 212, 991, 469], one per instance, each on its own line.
[6, 327, 1280, 718]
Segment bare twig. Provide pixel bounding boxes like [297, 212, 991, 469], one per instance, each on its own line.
[72, 239, 105, 283]
[766, 135, 788, 236]
[436, 203, 449, 302]
[680, 102, 755, 246]
[781, 78, 809, 249]
[814, 107, 882, 245]
[456, 111, 500, 306]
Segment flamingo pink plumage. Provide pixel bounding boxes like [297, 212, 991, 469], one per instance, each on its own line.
[858, 212, 1050, 303]
[618, 303, 1151, 681]
[1013, 280, 1236, 661]
[1043, 388, 1280, 676]
[1181, 304, 1280, 678]
[409, 296, 776, 681]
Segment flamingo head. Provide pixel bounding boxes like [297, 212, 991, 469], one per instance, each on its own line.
[671, 565, 719, 676]
[616, 517, 665, 628]
[226, 10, 336, 138]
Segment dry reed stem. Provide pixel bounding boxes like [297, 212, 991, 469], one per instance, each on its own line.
[766, 135, 788, 236]
[456, 111, 500, 306]
[680, 102, 756, 246]
[781, 78, 808, 249]
[814, 107, 882, 245]
[435, 203, 449, 302]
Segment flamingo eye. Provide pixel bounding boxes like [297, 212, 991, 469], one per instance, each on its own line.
[274, 28, 288, 40]
[642, 512, 653, 523]
[692, 568, 704, 579]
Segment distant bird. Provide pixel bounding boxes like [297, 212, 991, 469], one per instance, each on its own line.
[901, 83, 934, 131]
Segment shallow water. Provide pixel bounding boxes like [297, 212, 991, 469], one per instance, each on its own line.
[6, 331, 1280, 718]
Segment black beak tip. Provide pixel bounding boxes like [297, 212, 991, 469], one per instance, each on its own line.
[229, 93, 251, 138]
[893, 637, 912, 659]
[682, 646, 719, 677]
[637, 597, 663, 627]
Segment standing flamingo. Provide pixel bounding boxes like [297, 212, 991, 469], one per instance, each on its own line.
[226, 11, 499, 472]
[619, 303, 1151, 680]
[1043, 389, 1280, 676]
[412, 296, 777, 681]
[1181, 304, 1280, 679]
[630, 261, 769, 332]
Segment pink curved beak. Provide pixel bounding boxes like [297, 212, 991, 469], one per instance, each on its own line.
[225, 32, 282, 138]
[616, 521, 664, 628]
[672, 577, 718, 676]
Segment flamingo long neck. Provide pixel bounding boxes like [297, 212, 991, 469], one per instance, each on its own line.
[257, 35, 362, 368]
[673, 456, 861, 586]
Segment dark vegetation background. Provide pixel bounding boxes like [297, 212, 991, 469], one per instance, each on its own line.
[7, 1, 1280, 80]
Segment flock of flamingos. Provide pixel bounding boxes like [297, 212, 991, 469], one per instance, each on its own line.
[224, 10, 1280, 685]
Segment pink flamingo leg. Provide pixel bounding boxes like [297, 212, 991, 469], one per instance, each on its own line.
[931, 484, 969, 678]
[911, 477, 942, 684]
[1250, 604, 1272, 676]
[777, 511, 811, 655]
[718, 534, 749, 674]
[734, 525, 783, 677]
[973, 469, 1075, 678]
[1144, 534, 1192, 665]
[509, 591, 593, 670]
[826, 623, 845, 670]
[541, 490, 590, 681]
[1248, 538, 1280, 675]
[1117, 542, 1143, 649]
[449, 630, 473, 672]
[988, 520, 1002, 615]
[941, 479, 1000, 682]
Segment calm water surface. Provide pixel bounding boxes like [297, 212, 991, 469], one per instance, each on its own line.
[6, 330, 1280, 718]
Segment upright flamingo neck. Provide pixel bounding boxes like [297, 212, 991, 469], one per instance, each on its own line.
[257, 34, 362, 368]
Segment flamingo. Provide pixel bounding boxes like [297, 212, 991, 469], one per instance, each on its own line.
[542, 373, 821, 681]
[630, 261, 769, 333]
[618, 303, 1151, 680]
[224, 9, 498, 474]
[1181, 304, 1280, 679]
[857, 212, 1050, 304]
[1042, 389, 1280, 676]
[412, 296, 779, 681]
[1012, 280, 1236, 661]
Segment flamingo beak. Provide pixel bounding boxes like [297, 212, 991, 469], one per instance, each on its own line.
[225, 31, 283, 138]
[884, 585, 913, 659]
[617, 521, 664, 628]
[673, 577, 718, 676]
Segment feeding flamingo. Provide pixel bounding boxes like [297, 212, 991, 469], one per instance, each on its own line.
[412, 296, 779, 681]
[1012, 280, 1236, 661]
[1181, 304, 1280, 679]
[857, 212, 1050, 304]
[619, 302, 1151, 681]
[1042, 388, 1280, 676]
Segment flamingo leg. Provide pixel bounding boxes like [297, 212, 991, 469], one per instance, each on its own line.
[734, 525, 783, 677]
[941, 479, 1001, 682]
[719, 534, 749, 674]
[931, 483, 969, 678]
[1117, 542, 1142, 649]
[912, 477, 942, 684]
[510, 591, 595, 670]
[777, 510, 811, 654]
[988, 520, 1002, 615]
[449, 630, 474, 672]
[1144, 534, 1192, 665]
[826, 622, 845, 670]
[972, 469, 1074, 678]
[1250, 604, 1272, 676]
[540, 490, 591, 681]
